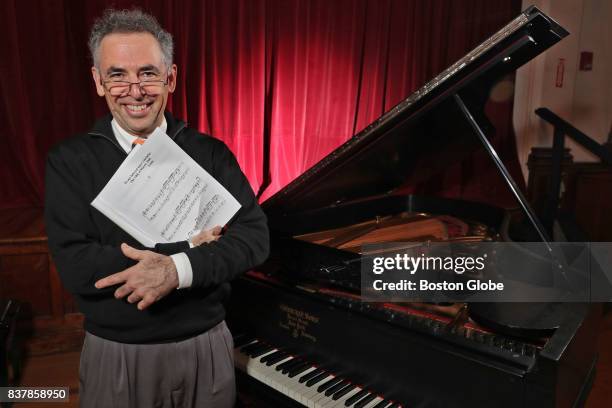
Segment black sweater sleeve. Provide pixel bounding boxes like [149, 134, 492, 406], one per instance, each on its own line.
[154, 241, 190, 255]
[184, 141, 270, 288]
[46, 137, 268, 294]
[44, 148, 136, 296]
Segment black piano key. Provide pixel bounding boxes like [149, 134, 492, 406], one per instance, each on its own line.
[258, 349, 280, 362]
[276, 357, 304, 374]
[249, 345, 275, 358]
[317, 376, 343, 393]
[244, 342, 269, 356]
[284, 360, 308, 374]
[299, 367, 324, 383]
[266, 351, 291, 366]
[241, 341, 267, 355]
[337, 382, 355, 394]
[354, 393, 377, 408]
[345, 389, 369, 406]
[275, 357, 297, 372]
[305, 371, 330, 387]
[333, 384, 357, 400]
[240, 341, 261, 354]
[373, 400, 392, 408]
[260, 350, 284, 363]
[287, 362, 311, 378]
[232, 334, 254, 348]
[325, 380, 350, 397]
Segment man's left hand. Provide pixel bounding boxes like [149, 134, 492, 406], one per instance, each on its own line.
[95, 243, 179, 310]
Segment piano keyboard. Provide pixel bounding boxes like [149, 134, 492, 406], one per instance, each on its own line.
[234, 334, 403, 408]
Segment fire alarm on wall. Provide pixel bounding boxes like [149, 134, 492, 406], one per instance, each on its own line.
[556, 58, 565, 88]
[580, 51, 593, 71]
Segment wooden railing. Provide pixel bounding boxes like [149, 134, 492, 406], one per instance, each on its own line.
[534, 108, 612, 235]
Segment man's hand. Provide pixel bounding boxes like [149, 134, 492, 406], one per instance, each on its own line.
[190, 225, 222, 246]
[95, 243, 179, 310]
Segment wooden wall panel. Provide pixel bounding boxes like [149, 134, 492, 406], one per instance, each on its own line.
[573, 174, 612, 241]
[0, 208, 84, 355]
[0, 254, 50, 317]
[527, 147, 612, 241]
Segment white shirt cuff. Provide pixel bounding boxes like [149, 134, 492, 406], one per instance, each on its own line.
[170, 253, 193, 289]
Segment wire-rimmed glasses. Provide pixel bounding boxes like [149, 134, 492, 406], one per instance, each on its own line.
[101, 73, 169, 97]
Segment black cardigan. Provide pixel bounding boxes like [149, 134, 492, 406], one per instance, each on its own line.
[45, 112, 269, 343]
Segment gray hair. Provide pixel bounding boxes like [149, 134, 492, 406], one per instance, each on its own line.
[88, 8, 173, 69]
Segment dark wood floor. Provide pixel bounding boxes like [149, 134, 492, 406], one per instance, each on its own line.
[13, 351, 79, 408]
[11, 313, 612, 408]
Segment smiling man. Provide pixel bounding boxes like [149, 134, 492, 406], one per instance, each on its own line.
[91, 30, 173, 136]
[44, 9, 269, 408]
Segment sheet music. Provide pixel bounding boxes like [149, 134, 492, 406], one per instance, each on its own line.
[91, 128, 241, 247]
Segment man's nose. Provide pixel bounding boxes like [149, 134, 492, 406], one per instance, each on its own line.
[128, 82, 145, 99]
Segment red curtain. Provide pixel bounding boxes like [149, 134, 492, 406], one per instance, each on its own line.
[0, 0, 521, 210]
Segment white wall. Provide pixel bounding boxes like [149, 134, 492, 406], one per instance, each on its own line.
[572, 0, 612, 154]
[513, 0, 612, 180]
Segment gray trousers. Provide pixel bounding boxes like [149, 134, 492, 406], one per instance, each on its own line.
[79, 321, 236, 408]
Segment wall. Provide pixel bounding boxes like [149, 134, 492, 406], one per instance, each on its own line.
[513, 0, 612, 180]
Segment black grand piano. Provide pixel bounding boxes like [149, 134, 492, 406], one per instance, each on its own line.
[227, 6, 600, 408]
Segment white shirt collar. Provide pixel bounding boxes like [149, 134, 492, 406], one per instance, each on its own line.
[111, 117, 168, 153]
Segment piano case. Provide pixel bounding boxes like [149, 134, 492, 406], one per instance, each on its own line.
[228, 6, 600, 408]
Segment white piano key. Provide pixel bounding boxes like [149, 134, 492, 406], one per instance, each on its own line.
[234, 342, 393, 408]
[255, 354, 316, 402]
[302, 374, 334, 407]
[302, 377, 332, 407]
[315, 382, 352, 408]
[244, 349, 278, 384]
[278, 365, 317, 397]
[282, 366, 319, 400]
[254, 352, 293, 389]
[254, 354, 286, 387]
[259, 356, 293, 389]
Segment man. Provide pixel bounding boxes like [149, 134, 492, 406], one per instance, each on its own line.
[44, 9, 269, 408]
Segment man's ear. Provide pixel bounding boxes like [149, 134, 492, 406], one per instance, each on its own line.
[167, 64, 177, 93]
[91, 67, 105, 97]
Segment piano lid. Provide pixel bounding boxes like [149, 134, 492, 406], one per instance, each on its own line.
[262, 6, 568, 217]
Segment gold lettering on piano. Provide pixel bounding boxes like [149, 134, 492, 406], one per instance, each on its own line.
[278, 304, 320, 342]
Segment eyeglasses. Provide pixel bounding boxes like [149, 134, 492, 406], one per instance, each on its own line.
[101, 72, 169, 97]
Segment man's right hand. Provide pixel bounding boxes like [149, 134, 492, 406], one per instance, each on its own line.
[190, 226, 222, 246]
[95, 243, 179, 310]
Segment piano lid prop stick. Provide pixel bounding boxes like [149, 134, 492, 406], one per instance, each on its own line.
[453, 93, 575, 288]
[452, 93, 551, 247]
